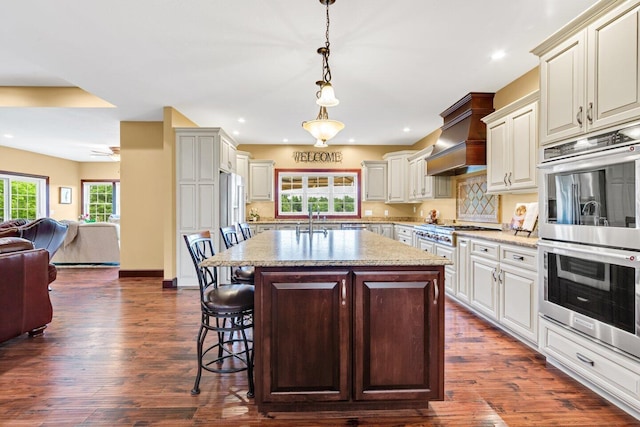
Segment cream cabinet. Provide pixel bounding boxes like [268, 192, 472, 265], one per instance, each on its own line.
[483, 92, 538, 193]
[455, 237, 470, 303]
[394, 224, 414, 246]
[435, 244, 456, 294]
[219, 133, 237, 173]
[361, 161, 387, 201]
[468, 238, 538, 344]
[175, 128, 234, 287]
[236, 150, 251, 203]
[383, 151, 416, 203]
[249, 160, 275, 202]
[408, 150, 451, 201]
[540, 316, 640, 417]
[534, 1, 640, 144]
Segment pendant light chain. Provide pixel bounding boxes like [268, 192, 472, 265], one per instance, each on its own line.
[322, 1, 332, 85]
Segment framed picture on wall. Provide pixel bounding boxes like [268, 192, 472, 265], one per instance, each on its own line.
[59, 187, 72, 204]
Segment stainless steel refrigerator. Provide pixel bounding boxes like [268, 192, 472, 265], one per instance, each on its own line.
[219, 172, 246, 232]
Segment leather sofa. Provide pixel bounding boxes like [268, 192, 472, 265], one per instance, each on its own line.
[0, 237, 53, 343]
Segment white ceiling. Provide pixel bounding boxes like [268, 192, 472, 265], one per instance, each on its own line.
[0, 0, 599, 162]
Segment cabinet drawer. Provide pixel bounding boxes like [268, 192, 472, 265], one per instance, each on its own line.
[395, 226, 413, 239]
[500, 245, 537, 271]
[540, 317, 640, 406]
[470, 240, 499, 260]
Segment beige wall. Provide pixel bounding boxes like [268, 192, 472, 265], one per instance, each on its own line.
[119, 121, 165, 271]
[0, 147, 120, 222]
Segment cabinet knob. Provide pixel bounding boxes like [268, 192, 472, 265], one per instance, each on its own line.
[341, 279, 347, 306]
[503, 173, 508, 186]
[512, 254, 525, 261]
[507, 172, 512, 186]
[587, 102, 593, 124]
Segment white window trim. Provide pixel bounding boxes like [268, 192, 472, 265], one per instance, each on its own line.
[0, 173, 47, 220]
[277, 170, 360, 218]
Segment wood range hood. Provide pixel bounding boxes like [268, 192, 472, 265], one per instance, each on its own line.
[426, 92, 494, 176]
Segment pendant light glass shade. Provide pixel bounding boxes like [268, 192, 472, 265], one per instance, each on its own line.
[314, 139, 328, 148]
[316, 83, 339, 107]
[302, 117, 345, 143]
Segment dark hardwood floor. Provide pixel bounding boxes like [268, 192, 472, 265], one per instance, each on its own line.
[0, 267, 638, 426]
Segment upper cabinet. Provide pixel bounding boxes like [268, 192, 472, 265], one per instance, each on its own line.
[483, 91, 539, 194]
[408, 149, 451, 201]
[236, 150, 251, 203]
[534, 1, 640, 145]
[219, 134, 237, 173]
[383, 151, 416, 203]
[361, 161, 387, 202]
[249, 160, 275, 202]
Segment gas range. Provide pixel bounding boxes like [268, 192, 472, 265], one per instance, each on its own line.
[414, 223, 492, 247]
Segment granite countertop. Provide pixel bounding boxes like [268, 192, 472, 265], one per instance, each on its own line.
[456, 230, 539, 248]
[201, 229, 452, 268]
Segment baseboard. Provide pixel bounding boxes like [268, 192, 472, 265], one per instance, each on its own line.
[118, 269, 164, 278]
[162, 277, 178, 289]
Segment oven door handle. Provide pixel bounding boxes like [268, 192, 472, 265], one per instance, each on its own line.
[538, 240, 638, 264]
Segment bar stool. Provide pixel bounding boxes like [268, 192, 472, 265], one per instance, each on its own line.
[184, 230, 255, 398]
[238, 222, 253, 240]
[219, 226, 255, 284]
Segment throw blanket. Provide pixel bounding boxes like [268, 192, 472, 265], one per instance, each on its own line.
[61, 220, 79, 247]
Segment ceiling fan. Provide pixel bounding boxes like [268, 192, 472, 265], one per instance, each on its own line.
[91, 146, 120, 161]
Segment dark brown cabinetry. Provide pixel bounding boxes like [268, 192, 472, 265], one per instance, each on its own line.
[255, 266, 444, 412]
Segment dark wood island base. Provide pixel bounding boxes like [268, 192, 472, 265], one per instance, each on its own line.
[254, 265, 444, 413]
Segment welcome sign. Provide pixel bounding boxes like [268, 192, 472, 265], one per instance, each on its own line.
[293, 151, 343, 163]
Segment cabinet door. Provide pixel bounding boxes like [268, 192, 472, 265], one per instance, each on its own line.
[499, 264, 538, 343]
[509, 103, 538, 191]
[387, 156, 408, 203]
[353, 270, 443, 401]
[588, 4, 640, 130]
[486, 117, 509, 192]
[249, 161, 274, 201]
[259, 270, 350, 402]
[436, 245, 456, 293]
[456, 238, 470, 302]
[409, 159, 419, 201]
[380, 224, 394, 239]
[540, 32, 586, 144]
[219, 136, 236, 173]
[470, 255, 499, 320]
[362, 162, 387, 201]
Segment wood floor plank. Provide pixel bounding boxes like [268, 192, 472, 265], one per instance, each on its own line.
[0, 268, 637, 426]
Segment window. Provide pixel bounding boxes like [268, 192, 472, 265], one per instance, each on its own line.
[0, 172, 47, 221]
[276, 169, 360, 218]
[82, 180, 120, 222]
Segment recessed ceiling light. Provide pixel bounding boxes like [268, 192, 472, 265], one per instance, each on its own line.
[491, 50, 506, 60]
[3, 134, 14, 138]
[237, 118, 246, 123]
[232, 130, 240, 136]
[348, 138, 355, 143]
[403, 127, 411, 133]
[283, 138, 289, 143]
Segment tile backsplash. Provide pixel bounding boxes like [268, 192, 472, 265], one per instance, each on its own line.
[456, 174, 499, 223]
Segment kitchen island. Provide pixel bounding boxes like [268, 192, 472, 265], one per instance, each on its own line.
[201, 229, 451, 413]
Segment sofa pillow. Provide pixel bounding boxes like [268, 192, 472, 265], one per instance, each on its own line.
[0, 237, 34, 254]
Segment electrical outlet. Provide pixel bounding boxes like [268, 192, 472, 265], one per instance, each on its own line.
[384, 210, 388, 216]
[420, 210, 424, 217]
[364, 209, 373, 216]
[413, 206, 416, 213]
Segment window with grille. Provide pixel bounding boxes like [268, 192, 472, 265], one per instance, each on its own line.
[0, 173, 47, 221]
[82, 180, 120, 222]
[276, 170, 360, 218]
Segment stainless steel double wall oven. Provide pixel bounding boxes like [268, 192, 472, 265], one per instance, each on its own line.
[538, 123, 640, 358]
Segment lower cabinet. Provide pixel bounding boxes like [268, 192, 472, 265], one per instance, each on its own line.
[466, 238, 538, 345]
[256, 267, 444, 411]
[540, 316, 640, 417]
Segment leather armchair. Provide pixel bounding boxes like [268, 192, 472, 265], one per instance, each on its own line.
[0, 237, 53, 343]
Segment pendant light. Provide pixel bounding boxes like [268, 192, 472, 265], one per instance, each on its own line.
[302, 0, 344, 146]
